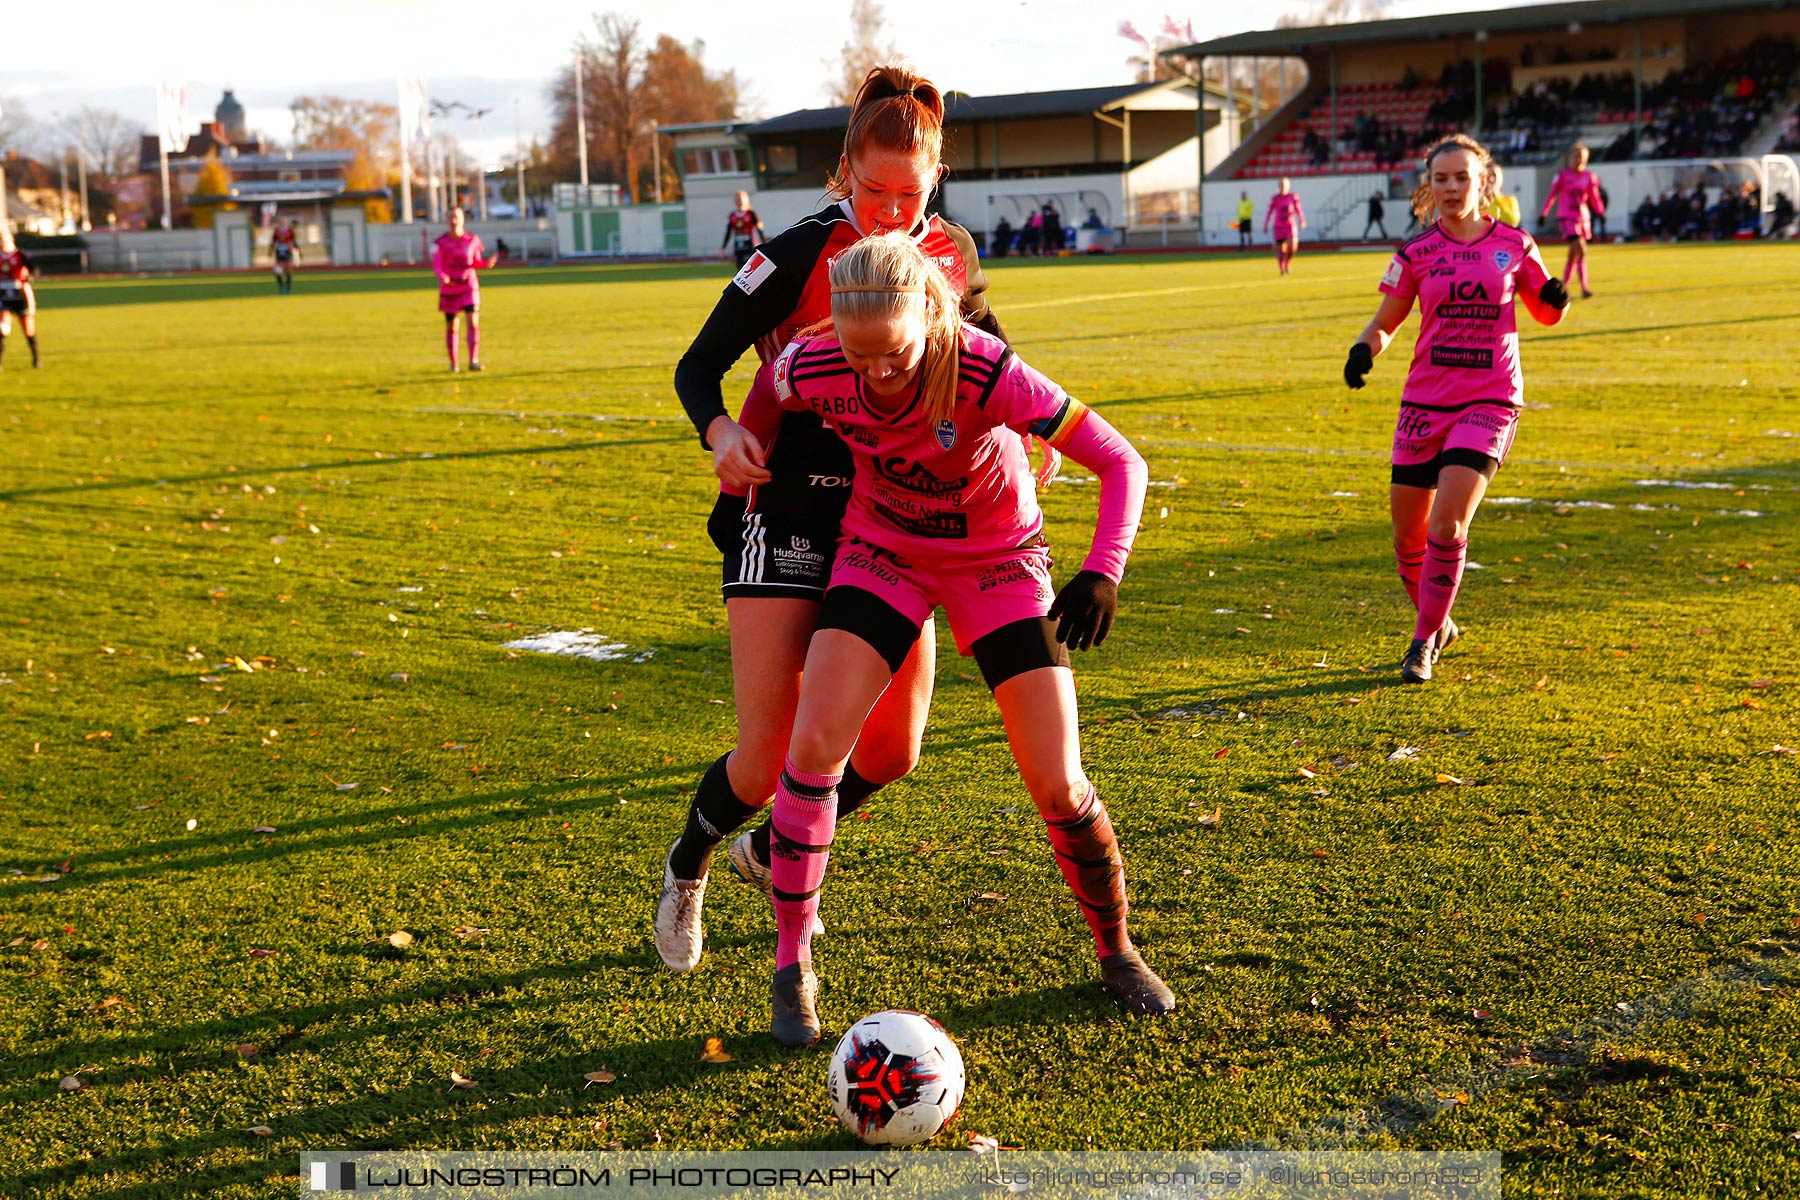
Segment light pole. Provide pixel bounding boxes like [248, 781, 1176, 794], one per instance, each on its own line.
[514, 97, 526, 218]
[466, 106, 493, 220]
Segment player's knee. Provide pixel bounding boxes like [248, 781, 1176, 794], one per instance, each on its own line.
[784, 723, 854, 778]
[1024, 773, 1089, 820]
[850, 735, 918, 787]
[1427, 514, 1471, 541]
[725, 739, 785, 803]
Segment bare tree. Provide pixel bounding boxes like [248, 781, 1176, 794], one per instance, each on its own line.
[826, 0, 900, 107]
[62, 107, 140, 180]
[586, 13, 647, 201]
[1118, 16, 1199, 84]
[0, 96, 42, 156]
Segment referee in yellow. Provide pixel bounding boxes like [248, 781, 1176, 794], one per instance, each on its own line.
[1236, 191, 1255, 249]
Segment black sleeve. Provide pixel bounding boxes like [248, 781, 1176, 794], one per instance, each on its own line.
[942, 221, 1007, 346]
[721, 219, 735, 250]
[673, 224, 821, 447]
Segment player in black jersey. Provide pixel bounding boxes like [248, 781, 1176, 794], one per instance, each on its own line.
[654, 70, 1055, 1017]
[722, 191, 765, 269]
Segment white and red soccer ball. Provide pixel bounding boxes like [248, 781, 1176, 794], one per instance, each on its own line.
[827, 1009, 966, 1147]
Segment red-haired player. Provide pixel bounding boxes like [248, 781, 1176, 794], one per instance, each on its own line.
[657, 66, 1058, 974]
[1344, 134, 1569, 684]
[0, 227, 39, 370]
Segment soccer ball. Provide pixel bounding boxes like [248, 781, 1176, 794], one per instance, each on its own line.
[827, 1009, 966, 1146]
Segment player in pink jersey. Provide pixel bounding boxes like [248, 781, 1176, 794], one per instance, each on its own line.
[1264, 178, 1306, 275]
[729, 232, 1170, 1045]
[433, 207, 497, 372]
[1539, 144, 1604, 299]
[656, 68, 1058, 978]
[1343, 134, 1569, 684]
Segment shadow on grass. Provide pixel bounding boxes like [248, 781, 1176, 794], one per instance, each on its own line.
[0, 435, 692, 503]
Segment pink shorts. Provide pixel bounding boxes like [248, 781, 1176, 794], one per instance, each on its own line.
[439, 286, 478, 314]
[1392, 401, 1519, 481]
[1558, 216, 1591, 241]
[829, 537, 1055, 654]
[1271, 222, 1297, 241]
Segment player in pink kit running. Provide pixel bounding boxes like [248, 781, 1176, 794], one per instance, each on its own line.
[434, 206, 498, 372]
[735, 232, 1170, 1045]
[1540, 143, 1604, 299]
[1343, 134, 1569, 684]
[1264, 178, 1306, 275]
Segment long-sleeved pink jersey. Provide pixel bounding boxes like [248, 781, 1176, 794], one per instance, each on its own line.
[747, 325, 1146, 581]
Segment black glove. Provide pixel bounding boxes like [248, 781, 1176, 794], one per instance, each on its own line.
[1344, 342, 1374, 389]
[1049, 570, 1118, 651]
[1538, 278, 1570, 310]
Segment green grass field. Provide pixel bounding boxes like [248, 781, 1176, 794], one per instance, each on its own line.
[2, 244, 1797, 1198]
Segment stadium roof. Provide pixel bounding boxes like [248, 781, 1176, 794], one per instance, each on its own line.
[1162, 0, 1793, 59]
[738, 80, 1199, 137]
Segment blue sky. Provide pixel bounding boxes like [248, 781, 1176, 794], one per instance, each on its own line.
[8, 0, 1525, 167]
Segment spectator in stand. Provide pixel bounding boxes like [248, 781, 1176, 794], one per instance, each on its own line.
[1363, 192, 1388, 240]
[992, 216, 1013, 258]
[1632, 195, 1660, 240]
[1400, 64, 1422, 91]
[1042, 201, 1065, 254]
[1019, 209, 1041, 257]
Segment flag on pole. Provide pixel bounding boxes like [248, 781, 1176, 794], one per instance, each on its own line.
[398, 77, 432, 150]
[156, 82, 189, 154]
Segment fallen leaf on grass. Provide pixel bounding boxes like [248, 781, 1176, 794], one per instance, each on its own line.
[329, 780, 359, 792]
[186, 819, 198, 831]
[247, 948, 277, 958]
[91, 997, 136, 1014]
[1435, 774, 1466, 786]
[1773, 745, 1798, 756]
[449, 1071, 479, 1089]
[452, 925, 489, 940]
[583, 1070, 616, 1087]
[232, 657, 255, 673]
[1196, 806, 1223, 827]
[699, 1037, 734, 1063]
[185, 716, 210, 725]
[967, 1133, 999, 1154]
[1743, 698, 1764, 710]
[1471, 1009, 1491, 1020]
[131, 803, 158, 811]
[972, 892, 1006, 903]
[237, 1043, 259, 1057]
[247, 1126, 274, 1137]
[251, 825, 276, 834]
[1297, 767, 1317, 779]
[84, 731, 112, 741]
[442, 742, 471, 751]
[1212, 747, 1230, 759]
[1432, 1088, 1470, 1105]
[58, 1075, 86, 1092]
[34, 875, 61, 884]
[1386, 746, 1419, 763]
[1595, 753, 1619, 762]
[1532, 676, 1549, 690]
[1750, 679, 1776, 689]
[388, 931, 415, 950]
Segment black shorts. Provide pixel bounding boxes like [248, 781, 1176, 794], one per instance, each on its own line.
[710, 492, 838, 601]
[274, 248, 294, 263]
[0, 295, 26, 317]
[1390, 449, 1501, 488]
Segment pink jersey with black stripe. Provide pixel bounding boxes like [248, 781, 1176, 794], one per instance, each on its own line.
[767, 326, 1111, 568]
[1378, 219, 1552, 409]
[1541, 168, 1604, 222]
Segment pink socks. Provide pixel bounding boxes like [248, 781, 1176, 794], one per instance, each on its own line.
[770, 760, 840, 969]
[1414, 534, 1468, 641]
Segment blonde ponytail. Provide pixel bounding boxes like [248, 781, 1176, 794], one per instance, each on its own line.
[826, 232, 962, 424]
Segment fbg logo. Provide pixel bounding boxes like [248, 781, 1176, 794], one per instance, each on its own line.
[309, 1160, 357, 1191]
